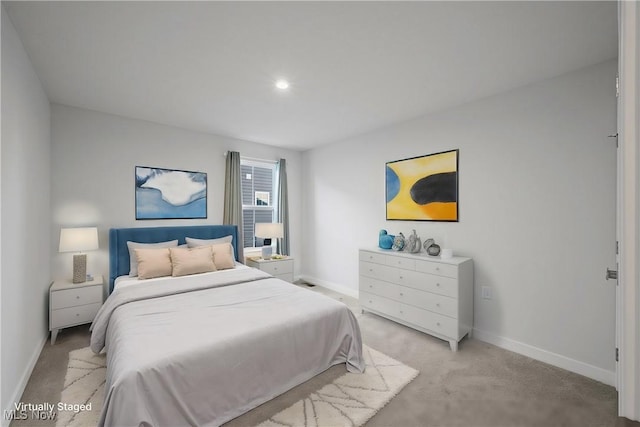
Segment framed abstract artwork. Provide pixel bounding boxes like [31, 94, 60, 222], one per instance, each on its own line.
[386, 149, 459, 222]
[135, 166, 207, 220]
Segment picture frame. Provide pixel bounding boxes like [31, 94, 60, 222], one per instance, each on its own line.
[385, 149, 459, 222]
[135, 166, 207, 220]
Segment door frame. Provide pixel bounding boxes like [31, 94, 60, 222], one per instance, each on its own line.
[617, 0, 640, 421]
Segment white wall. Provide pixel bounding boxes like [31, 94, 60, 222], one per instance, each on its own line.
[50, 105, 303, 283]
[1, 7, 52, 415]
[302, 60, 617, 383]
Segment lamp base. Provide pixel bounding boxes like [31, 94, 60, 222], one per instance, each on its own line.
[261, 246, 273, 260]
[72, 254, 87, 284]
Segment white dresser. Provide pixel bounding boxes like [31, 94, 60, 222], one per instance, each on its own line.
[49, 276, 104, 344]
[359, 248, 473, 351]
[246, 257, 294, 283]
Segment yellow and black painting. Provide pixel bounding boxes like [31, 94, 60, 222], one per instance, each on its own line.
[386, 149, 458, 221]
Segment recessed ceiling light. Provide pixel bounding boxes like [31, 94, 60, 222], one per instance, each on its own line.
[275, 79, 290, 90]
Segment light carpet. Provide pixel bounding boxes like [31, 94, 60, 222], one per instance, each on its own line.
[57, 345, 418, 427]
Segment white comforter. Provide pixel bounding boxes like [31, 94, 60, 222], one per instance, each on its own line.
[90, 268, 364, 426]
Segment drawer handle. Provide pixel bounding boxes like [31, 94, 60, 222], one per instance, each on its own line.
[369, 256, 373, 259]
[76, 313, 80, 317]
[369, 285, 373, 288]
[400, 310, 403, 314]
[369, 300, 372, 303]
[436, 267, 440, 271]
[399, 292, 404, 296]
[399, 276, 403, 279]
[369, 269, 373, 272]
[436, 283, 441, 287]
[274, 267, 278, 271]
[437, 322, 441, 326]
[436, 303, 441, 307]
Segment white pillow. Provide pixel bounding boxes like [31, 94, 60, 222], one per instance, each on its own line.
[186, 235, 233, 248]
[127, 240, 178, 276]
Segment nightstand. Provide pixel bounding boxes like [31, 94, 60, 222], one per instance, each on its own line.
[49, 276, 104, 344]
[246, 257, 294, 282]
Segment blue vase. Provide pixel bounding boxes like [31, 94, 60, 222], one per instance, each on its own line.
[379, 230, 394, 249]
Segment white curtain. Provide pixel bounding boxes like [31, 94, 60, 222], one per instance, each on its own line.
[223, 151, 244, 261]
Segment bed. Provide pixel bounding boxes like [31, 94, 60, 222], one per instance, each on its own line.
[90, 225, 364, 426]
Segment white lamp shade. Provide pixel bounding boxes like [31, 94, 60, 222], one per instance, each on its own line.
[255, 223, 284, 239]
[59, 227, 99, 252]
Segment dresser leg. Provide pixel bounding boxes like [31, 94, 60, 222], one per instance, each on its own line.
[449, 340, 458, 352]
[51, 329, 59, 345]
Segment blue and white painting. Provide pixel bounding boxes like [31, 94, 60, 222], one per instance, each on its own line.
[135, 166, 207, 219]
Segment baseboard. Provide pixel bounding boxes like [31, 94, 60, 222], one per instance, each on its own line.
[299, 275, 358, 299]
[2, 334, 48, 427]
[473, 328, 615, 386]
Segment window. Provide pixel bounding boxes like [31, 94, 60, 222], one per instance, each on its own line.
[241, 158, 277, 248]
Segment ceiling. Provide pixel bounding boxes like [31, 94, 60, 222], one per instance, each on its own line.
[4, 1, 617, 151]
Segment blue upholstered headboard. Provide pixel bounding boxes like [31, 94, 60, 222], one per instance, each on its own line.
[109, 225, 239, 293]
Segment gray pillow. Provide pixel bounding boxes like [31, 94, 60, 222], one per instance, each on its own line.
[185, 235, 233, 248]
[127, 240, 179, 276]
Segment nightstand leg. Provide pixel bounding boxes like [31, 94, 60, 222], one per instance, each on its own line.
[51, 329, 59, 345]
[449, 340, 458, 352]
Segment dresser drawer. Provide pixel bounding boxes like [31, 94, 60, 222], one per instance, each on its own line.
[359, 251, 386, 265]
[51, 286, 103, 310]
[383, 268, 458, 298]
[398, 302, 457, 338]
[360, 276, 398, 300]
[360, 261, 388, 279]
[360, 291, 399, 314]
[260, 260, 293, 276]
[385, 255, 416, 270]
[394, 286, 458, 318]
[415, 259, 458, 279]
[50, 302, 101, 329]
[421, 274, 458, 298]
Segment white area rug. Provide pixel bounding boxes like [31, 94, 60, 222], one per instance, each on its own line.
[58, 345, 418, 427]
[56, 347, 106, 427]
[258, 346, 419, 427]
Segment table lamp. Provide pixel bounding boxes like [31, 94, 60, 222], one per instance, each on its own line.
[255, 223, 283, 260]
[59, 227, 99, 283]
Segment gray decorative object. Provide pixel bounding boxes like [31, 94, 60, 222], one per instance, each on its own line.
[406, 229, 421, 253]
[392, 233, 405, 251]
[427, 243, 441, 256]
[423, 238, 441, 256]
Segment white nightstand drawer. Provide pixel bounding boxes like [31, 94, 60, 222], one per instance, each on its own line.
[50, 302, 101, 329]
[260, 260, 293, 276]
[51, 286, 103, 310]
[359, 251, 386, 265]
